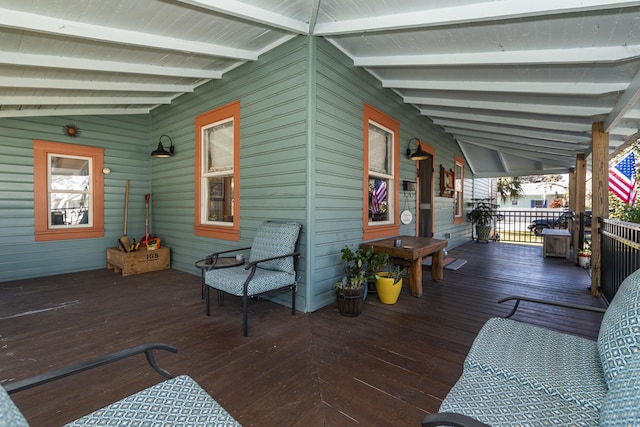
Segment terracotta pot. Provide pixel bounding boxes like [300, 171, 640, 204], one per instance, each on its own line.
[376, 273, 403, 304]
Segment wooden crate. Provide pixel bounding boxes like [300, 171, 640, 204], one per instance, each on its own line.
[106, 246, 170, 276]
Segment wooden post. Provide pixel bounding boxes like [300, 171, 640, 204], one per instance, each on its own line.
[573, 156, 587, 264]
[591, 122, 609, 296]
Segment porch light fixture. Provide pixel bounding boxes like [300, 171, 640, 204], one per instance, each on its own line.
[151, 135, 175, 158]
[406, 138, 429, 161]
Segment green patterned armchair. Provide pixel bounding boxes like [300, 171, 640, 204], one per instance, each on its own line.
[204, 221, 302, 336]
[423, 268, 640, 427]
[2, 343, 241, 426]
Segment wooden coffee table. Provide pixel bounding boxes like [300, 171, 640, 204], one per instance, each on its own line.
[361, 236, 448, 298]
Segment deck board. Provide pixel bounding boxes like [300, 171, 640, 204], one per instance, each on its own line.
[0, 241, 606, 426]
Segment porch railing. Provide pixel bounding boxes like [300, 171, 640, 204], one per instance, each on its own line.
[492, 210, 591, 245]
[600, 218, 640, 303]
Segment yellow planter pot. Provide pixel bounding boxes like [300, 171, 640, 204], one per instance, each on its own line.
[376, 273, 403, 304]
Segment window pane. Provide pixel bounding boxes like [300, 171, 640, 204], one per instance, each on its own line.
[50, 156, 90, 190]
[455, 163, 463, 217]
[368, 124, 391, 175]
[369, 178, 389, 222]
[49, 155, 91, 227]
[205, 120, 233, 172]
[205, 176, 233, 223]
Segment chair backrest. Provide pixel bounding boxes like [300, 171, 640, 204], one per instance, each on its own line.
[600, 353, 640, 426]
[597, 268, 640, 387]
[1, 386, 29, 427]
[249, 221, 301, 274]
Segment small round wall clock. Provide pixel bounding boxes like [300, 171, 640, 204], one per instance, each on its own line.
[401, 210, 413, 225]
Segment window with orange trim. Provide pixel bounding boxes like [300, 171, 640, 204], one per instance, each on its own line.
[454, 155, 465, 224]
[33, 140, 104, 241]
[194, 101, 240, 241]
[363, 104, 400, 240]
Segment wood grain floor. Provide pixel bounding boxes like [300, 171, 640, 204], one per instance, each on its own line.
[0, 241, 606, 426]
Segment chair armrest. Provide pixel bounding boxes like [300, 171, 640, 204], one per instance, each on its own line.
[422, 412, 490, 427]
[244, 251, 301, 270]
[499, 295, 607, 319]
[4, 343, 177, 394]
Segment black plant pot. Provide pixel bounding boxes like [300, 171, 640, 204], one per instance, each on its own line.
[336, 286, 364, 317]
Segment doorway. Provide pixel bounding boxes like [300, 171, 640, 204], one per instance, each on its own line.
[417, 143, 435, 237]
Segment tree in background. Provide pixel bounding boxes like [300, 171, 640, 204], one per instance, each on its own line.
[497, 176, 524, 204]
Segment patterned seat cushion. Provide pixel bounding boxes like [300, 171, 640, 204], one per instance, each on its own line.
[465, 317, 606, 412]
[597, 268, 640, 387]
[600, 353, 640, 426]
[440, 367, 599, 427]
[0, 385, 29, 427]
[248, 222, 300, 273]
[65, 375, 241, 427]
[205, 266, 295, 296]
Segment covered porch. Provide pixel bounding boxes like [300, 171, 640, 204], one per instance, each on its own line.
[1, 241, 606, 426]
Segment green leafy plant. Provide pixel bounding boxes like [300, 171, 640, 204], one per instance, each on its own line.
[467, 201, 494, 226]
[382, 263, 405, 285]
[333, 245, 390, 289]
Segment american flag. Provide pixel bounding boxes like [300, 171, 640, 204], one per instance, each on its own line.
[371, 180, 387, 214]
[609, 151, 637, 205]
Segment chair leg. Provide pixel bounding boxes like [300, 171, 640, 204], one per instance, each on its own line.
[205, 285, 211, 316]
[291, 285, 296, 315]
[242, 294, 249, 337]
[201, 270, 205, 300]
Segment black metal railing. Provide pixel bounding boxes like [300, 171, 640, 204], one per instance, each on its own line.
[600, 218, 640, 303]
[492, 210, 592, 246]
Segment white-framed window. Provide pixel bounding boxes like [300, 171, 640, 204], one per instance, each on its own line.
[194, 101, 240, 241]
[363, 104, 400, 240]
[48, 154, 93, 227]
[201, 118, 234, 225]
[453, 155, 465, 224]
[368, 122, 393, 225]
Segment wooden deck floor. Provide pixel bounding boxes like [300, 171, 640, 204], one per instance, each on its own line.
[0, 241, 606, 426]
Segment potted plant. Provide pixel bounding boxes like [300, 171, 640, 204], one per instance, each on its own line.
[467, 201, 494, 242]
[333, 246, 388, 316]
[375, 263, 405, 304]
[578, 247, 591, 268]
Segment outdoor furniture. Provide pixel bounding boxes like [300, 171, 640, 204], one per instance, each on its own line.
[204, 221, 302, 336]
[422, 268, 640, 427]
[541, 228, 571, 259]
[195, 256, 244, 299]
[2, 343, 241, 426]
[360, 236, 448, 297]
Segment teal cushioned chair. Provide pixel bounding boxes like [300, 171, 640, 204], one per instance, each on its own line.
[204, 221, 302, 336]
[2, 344, 241, 427]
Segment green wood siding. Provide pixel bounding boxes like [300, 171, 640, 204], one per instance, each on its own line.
[0, 115, 151, 281]
[310, 38, 466, 310]
[149, 36, 310, 310]
[1, 36, 472, 313]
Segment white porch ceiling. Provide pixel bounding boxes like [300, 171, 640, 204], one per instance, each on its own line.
[1, 0, 640, 177]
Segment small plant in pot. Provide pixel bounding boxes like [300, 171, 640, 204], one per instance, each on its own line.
[333, 246, 389, 316]
[375, 262, 405, 305]
[468, 201, 494, 242]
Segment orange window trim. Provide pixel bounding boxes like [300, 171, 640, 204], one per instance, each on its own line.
[194, 100, 241, 241]
[33, 140, 104, 241]
[453, 155, 465, 224]
[363, 104, 400, 241]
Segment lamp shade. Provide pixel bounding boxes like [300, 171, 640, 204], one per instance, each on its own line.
[151, 135, 174, 158]
[409, 145, 430, 161]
